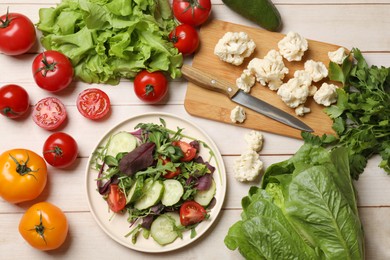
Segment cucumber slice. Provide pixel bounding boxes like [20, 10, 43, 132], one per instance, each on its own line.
[126, 177, 144, 204]
[194, 178, 216, 207]
[161, 179, 184, 206]
[150, 212, 181, 246]
[106, 131, 137, 157]
[134, 179, 164, 210]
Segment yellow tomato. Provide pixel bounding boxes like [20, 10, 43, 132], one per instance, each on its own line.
[0, 149, 47, 203]
[19, 202, 68, 251]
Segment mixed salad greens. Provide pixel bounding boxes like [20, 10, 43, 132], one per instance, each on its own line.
[91, 118, 218, 245]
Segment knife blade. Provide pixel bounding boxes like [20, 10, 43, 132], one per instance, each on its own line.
[181, 64, 313, 132]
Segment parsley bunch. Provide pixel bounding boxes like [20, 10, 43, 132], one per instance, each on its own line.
[303, 48, 390, 180]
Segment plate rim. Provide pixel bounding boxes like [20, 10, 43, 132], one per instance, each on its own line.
[85, 112, 227, 253]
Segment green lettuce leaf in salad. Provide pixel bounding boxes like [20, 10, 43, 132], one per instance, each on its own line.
[37, 0, 182, 85]
[224, 144, 364, 260]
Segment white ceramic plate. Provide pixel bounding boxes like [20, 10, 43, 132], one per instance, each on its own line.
[85, 112, 227, 253]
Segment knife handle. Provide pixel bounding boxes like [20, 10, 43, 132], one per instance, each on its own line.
[181, 64, 239, 98]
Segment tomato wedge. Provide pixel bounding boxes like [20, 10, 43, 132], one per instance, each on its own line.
[76, 88, 110, 120]
[107, 184, 126, 213]
[32, 97, 67, 130]
[179, 200, 207, 226]
[172, 141, 197, 162]
[161, 157, 181, 179]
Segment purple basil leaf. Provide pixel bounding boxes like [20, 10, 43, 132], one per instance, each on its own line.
[190, 140, 200, 151]
[119, 142, 156, 176]
[150, 203, 165, 214]
[97, 174, 119, 195]
[196, 174, 212, 191]
[130, 129, 144, 140]
[141, 215, 154, 230]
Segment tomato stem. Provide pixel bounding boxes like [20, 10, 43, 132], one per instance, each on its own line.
[182, 0, 208, 17]
[35, 52, 57, 77]
[9, 152, 38, 179]
[0, 8, 11, 28]
[28, 211, 48, 245]
[144, 84, 156, 96]
[1, 107, 17, 116]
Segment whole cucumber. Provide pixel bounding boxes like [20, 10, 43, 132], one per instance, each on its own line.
[222, 0, 282, 31]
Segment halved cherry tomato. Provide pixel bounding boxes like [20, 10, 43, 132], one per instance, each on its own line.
[0, 84, 29, 118]
[169, 24, 200, 56]
[0, 149, 47, 204]
[172, 0, 212, 27]
[76, 88, 111, 120]
[107, 184, 126, 213]
[179, 200, 207, 226]
[172, 141, 197, 162]
[43, 132, 78, 168]
[19, 202, 68, 251]
[32, 97, 67, 131]
[32, 50, 74, 93]
[161, 157, 181, 179]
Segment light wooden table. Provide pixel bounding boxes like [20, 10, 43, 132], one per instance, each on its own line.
[0, 1, 389, 259]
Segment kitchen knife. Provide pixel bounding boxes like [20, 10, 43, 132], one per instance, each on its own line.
[181, 64, 313, 132]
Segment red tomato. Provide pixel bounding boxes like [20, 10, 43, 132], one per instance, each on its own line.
[161, 157, 181, 179]
[134, 70, 168, 103]
[0, 12, 36, 55]
[172, 0, 212, 27]
[32, 51, 74, 93]
[76, 88, 110, 120]
[0, 84, 29, 118]
[172, 141, 197, 162]
[107, 184, 126, 213]
[32, 97, 67, 131]
[43, 132, 78, 168]
[179, 200, 207, 226]
[169, 24, 200, 56]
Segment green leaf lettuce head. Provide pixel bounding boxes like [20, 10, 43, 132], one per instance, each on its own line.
[37, 0, 183, 85]
[224, 144, 364, 260]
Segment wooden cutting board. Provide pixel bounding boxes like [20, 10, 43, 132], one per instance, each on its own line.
[184, 19, 344, 139]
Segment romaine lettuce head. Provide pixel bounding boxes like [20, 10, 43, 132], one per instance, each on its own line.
[225, 144, 365, 260]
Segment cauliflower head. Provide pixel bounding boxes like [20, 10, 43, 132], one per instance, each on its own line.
[313, 83, 338, 106]
[277, 77, 310, 108]
[328, 47, 348, 65]
[236, 69, 256, 93]
[230, 106, 246, 123]
[278, 32, 308, 62]
[214, 32, 256, 66]
[304, 60, 328, 82]
[233, 150, 264, 182]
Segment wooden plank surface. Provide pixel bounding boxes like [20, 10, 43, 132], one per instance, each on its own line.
[185, 19, 343, 139]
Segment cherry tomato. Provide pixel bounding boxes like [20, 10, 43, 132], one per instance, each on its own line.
[169, 24, 200, 56]
[134, 70, 168, 103]
[179, 200, 207, 226]
[0, 84, 29, 118]
[172, 141, 197, 162]
[43, 132, 78, 168]
[77, 88, 111, 120]
[172, 0, 212, 27]
[0, 12, 36, 55]
[32, 97, 67, 131]
[161, 157, 181, 179]
[32, 50, 74, 93]
[0, 149, 47, 204]
[107, 184, 126, 213]
[19, 202, 68, 251]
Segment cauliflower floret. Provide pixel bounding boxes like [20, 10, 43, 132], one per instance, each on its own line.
[278, 32, 308, 62]
[277, 77, 309, 108]
[293, 70, 312, 87]
[304, 60, 328, 82]
[230, 106, 246, 123]
[236, 69, 256, 93]
[244, 130, 264, 152]
[233, 150, 264, 182]
[214, 32, 256, 66]
[328, 47, 347, 65]
[295, 105, 311, 116]
[247, 50, 289, 91]
[313, 83, 338, 106]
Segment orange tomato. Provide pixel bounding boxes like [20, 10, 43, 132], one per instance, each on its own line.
[0, 149, 47, 203]
[19, 202, 68, 251]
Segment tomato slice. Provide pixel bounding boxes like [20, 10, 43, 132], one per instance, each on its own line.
[179, 201, 207, 226]
[32, 97, 67, 130]
[161, 157, 181, 179]
[107, 184, 126, 213]
[172, 141, 197, 162]
[76, 88, 110, 120]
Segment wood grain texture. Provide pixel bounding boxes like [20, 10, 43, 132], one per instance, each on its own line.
[185, 19, 344, 139]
